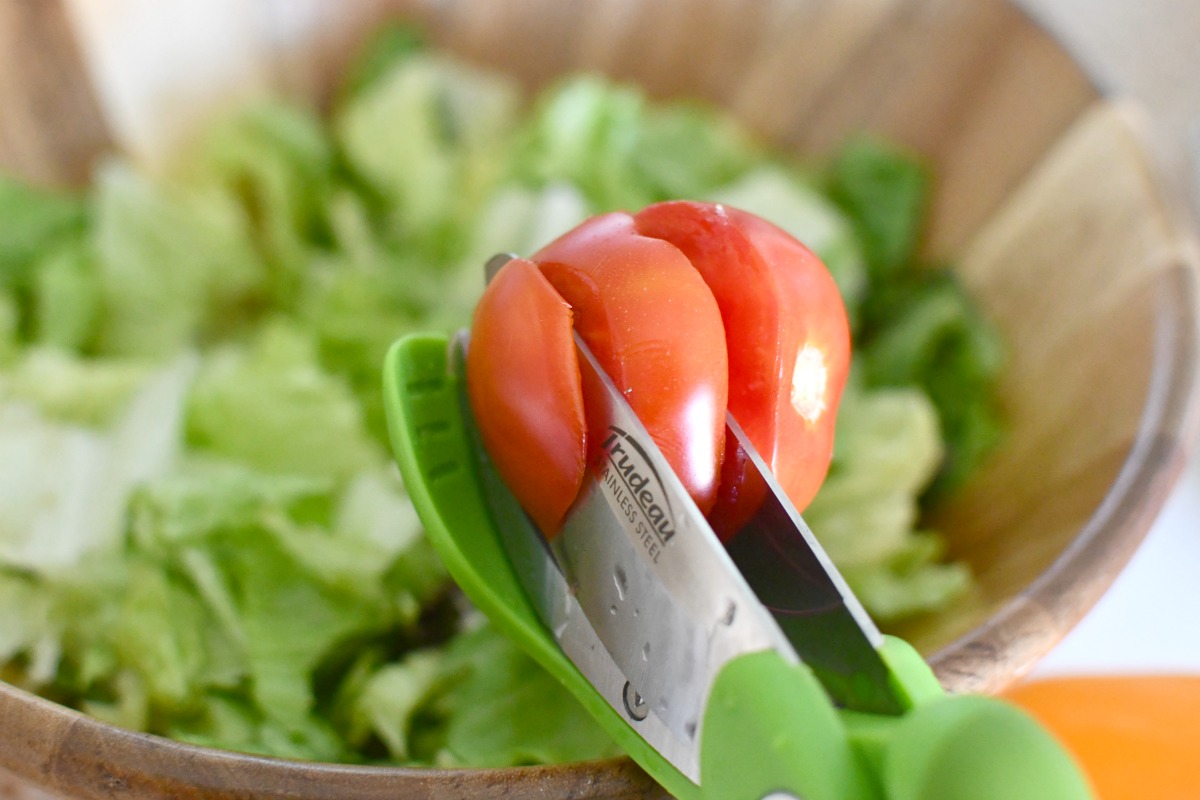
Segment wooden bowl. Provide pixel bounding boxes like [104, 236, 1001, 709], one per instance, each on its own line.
[1, 0, 1197, 798]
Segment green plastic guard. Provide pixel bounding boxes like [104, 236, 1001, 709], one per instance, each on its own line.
[383, 333, 1094, 800]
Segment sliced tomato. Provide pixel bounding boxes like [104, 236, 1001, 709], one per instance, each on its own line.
[731, 207, 850, 511]
[634, 201, 850, 538]
[533, 212, 729, 516]
[465, 257, 586, 535]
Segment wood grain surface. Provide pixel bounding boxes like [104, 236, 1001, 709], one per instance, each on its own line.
[0, 0, 112, 186]
[0, 0, 1197, 797]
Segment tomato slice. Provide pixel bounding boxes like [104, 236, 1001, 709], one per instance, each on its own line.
[533, 212, 729, 516]
[465, 205, 845, 542]
[465, 257, 586, 535]
[634, 201, 850, 538]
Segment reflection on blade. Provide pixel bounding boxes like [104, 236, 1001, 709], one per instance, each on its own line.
[723, 415, 906, 715]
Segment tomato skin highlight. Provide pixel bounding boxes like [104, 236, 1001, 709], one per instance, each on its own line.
[635, 201, 850, 538]
[533, 212, 729, 515]
[465, 258, 586, 536]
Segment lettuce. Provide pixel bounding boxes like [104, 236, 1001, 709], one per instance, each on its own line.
[337, 622, 622, 767]
[429, 623, 622, 767]
[804, 378, 970, 620]
[0, 176, 88, 295]
[0, 291, 18, 365]
[827, 137, 930, 282]
[185, 321, 379, 483]
[514, 76, 762, 212]
[29, 240, 102, 351]
[184, 103, 338, 302]
[830, 138, 1005, 497]
[0, 355, 194, 572]
[2, 347, 150, 426]
[92, 164, 266, 358]
[337, 54, 521, 262]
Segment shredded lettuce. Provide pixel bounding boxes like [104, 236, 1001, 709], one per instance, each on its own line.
[337, 54, 521, 262]
[92, 163, 266, 357]
[0, 25, 1003, 767]
[0, 176, 89, 295]
[805, 378, 970, 620]
[0, 291, 17, 365]
[828, 138, 1006, 498]
[513, 76, 763, 213]
[0, 355, 194, 572]
[827, 136, 930, 282]
[2, 347, 150, 426]
[185, 321, 379, 483]
[429, 622, 623, 767]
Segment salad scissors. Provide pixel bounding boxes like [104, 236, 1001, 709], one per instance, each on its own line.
[382, 255, 1093, 800]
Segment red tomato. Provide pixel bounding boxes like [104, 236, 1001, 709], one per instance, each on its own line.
[634, 201, 850, 538]
[533, 212, 729, 517]
[465, 258, 586, 535]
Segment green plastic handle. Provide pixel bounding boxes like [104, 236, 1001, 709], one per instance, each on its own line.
[382, 332, 1094, 800]
[701, 640, 1093, 800]
[700, 649, 874, 800]
[843, 692, 1095, 800]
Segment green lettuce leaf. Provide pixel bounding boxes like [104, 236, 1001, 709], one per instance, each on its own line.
[0, 355, 193, 572]
[91, 164, 266, 358]
[860, 273, 1006, 497]
[336, 23, 427, 105]
[0, 176, 88, 295]
[32, 456, 437, 760]
[806, 378, 970, 620]
[0, 290, 17, 365]
[337, 622, 619, 767]
[185, 102, 338, 306]
[515, 76, 762, 212]
[29, 239, 102, 351]
[336, 54, 520, 262]
[185, 320, 379, 482]
[1, 347, 150, 427]
[431, 623, 621, 767]
[827, 136, 930, 282]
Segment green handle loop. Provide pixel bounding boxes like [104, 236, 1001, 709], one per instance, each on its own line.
[842, 693, 1094, 800]
[843, 638, 1093, 800]
[700, 650, 874, 800]
[698, 640, 1093, 800]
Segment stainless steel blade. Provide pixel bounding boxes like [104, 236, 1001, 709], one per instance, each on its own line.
[552, 334, 799, 759]
[722, 415, 907, 715]
[450, 333, 701, 781]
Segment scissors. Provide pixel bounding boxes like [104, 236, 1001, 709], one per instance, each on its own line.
[382, 255, 1093, 800]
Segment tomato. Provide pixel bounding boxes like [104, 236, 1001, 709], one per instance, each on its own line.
[533, 212, 729, 516]
[634, 201, 850, 538]
[465, 204, 846, 542]
[1004, 676, 1200, 800]
[465, 257, 586, 535]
